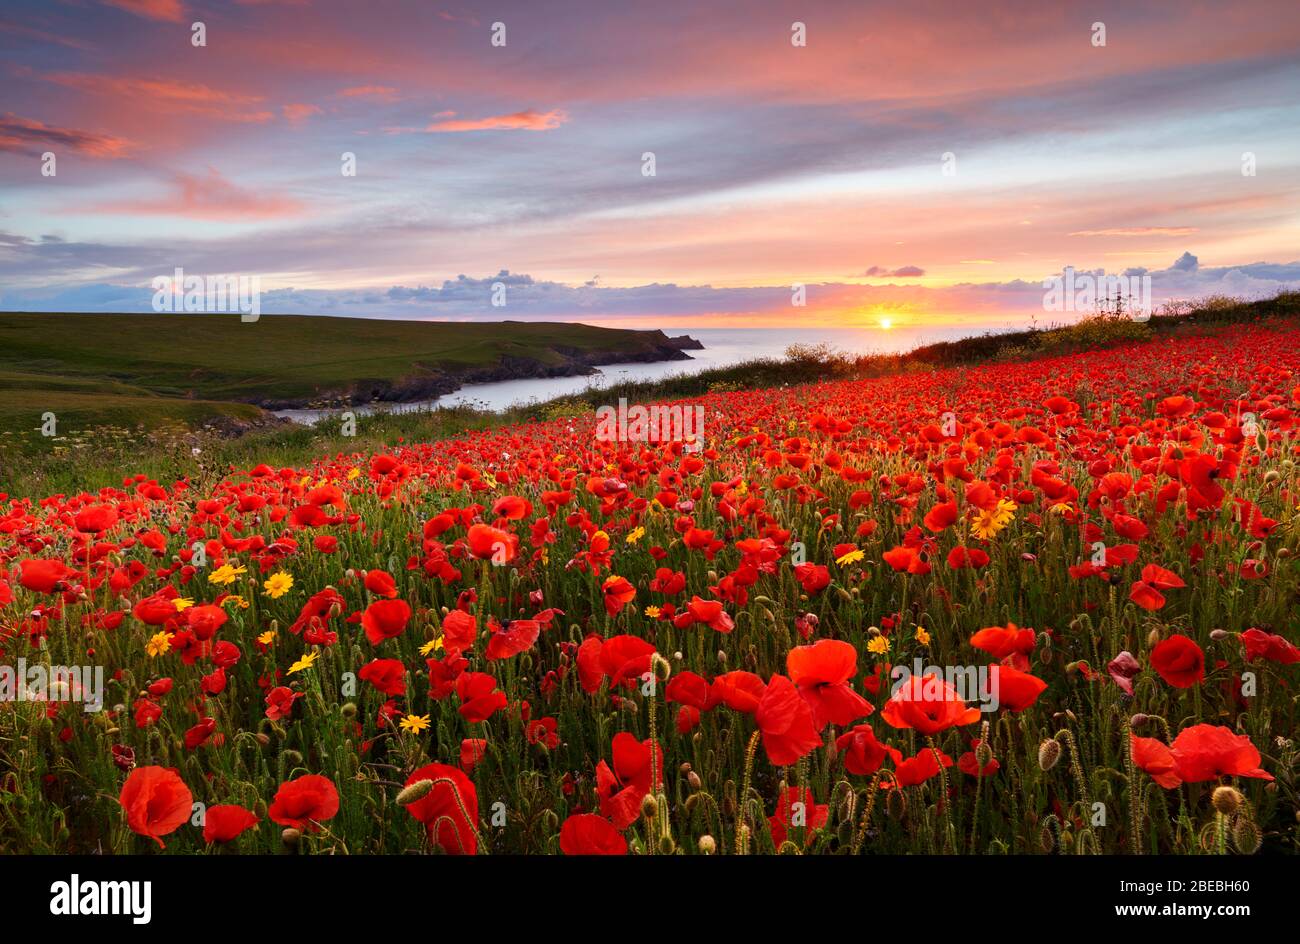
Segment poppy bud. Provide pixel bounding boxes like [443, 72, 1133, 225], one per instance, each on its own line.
[717, 649, 727, 664]
[1209, 629, 1228, 641]
[658, 835, 675, 854]
[1146, 628, 1161, 648]
[688, 771, 702, 791]
[281, 828, 301, 847]
[256, 733, 271, 747]
[1038, 738, 1062, 771]
[1211, 786, 1243, 815]
[1232, 816, 1262, 854]
[282, 749, 303, 766]
[640, 794, 659, 820]
[340, 702, 357, 718]
[397, 779, 433, 806]
[698, 835, 716, 855]
[1129, 713, 1149, 728]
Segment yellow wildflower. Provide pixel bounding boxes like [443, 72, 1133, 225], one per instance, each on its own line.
[222, 594, 249, 610]
[172, 597, 194, 612]
[262, 572, 294, 599]
[288, 651, 318, 674]
[835, 548, 865, 566]
[970, 498, 1017, 541]
[644, 605, 662, 618]
[208, 563, 247, 586]
[146, 632, 172, 657]
[915, 627, 931, 647]
[867, 635, 890, 655]
[419, 637, 445, 657]
[400, 713, 431, 735]
[625, 527, 645, 544]
[257, 630, 276, 646]
[347, 467, 361, 481]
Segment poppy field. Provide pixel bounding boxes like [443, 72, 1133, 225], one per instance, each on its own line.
[2, 320, 1299, 856]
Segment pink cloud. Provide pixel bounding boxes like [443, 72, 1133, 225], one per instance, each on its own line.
[87, 168, 302, 220]
[0, 113, 132, 158]
[339, 85, 401, 102]
[102, 0, 185, 23]
[1069, 227, 1199, 237]
[424, 109, 567, 132]
[282, 103, 323, 125]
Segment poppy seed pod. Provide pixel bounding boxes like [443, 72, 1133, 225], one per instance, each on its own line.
[1038, 737, 1062, 771]
[1211, 785, 1243, 815]
[698, 834, 716, 855]
[396, 778, 433, 806]
[640, 793, 658, 819]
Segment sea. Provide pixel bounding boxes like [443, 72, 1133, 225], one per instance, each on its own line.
[274, 322, 1023, 423]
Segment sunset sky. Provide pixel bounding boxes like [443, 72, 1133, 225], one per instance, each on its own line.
[2, 0, 1299, 328]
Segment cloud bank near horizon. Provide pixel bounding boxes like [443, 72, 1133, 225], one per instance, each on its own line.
[3, 254, 1297, 329]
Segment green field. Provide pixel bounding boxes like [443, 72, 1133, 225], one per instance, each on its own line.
[0, 313, 689, 445]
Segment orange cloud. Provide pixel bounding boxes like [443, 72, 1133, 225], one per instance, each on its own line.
[0, 113, 132, 158]
[425, 109, 567, 132]
[46, 73, 274, 123]
[102, 0, 185, 23]
[87, 168, 302, 220]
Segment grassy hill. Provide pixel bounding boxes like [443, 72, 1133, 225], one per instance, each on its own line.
[0, 313, 693, 447]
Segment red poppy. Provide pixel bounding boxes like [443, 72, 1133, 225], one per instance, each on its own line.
[440, 608, 477, 657]
[456, 671, 508, 722]
[786, 639, 873, 729]
[595, 733, 663, 829]
[560, 813, 626, 855]
[1170, 724, 1272, 782]
[361, 598, 411, 645]
[119, 766, 192, 848]
[485, 618, 540, 660]
[203, 804, 260, 844]
[894, 748, 953, 786]
[881, 674, 981, 735]
[358, 658, 407, 696]
[601, 575, 636, 616]
[1130, 733, 1181, 788]
[268, 774, 340, 831]
[835, 724, 902, 776]
[363, 569, 399, 598]
[467, 523, 517, 562]
[403, 763, 479, 854]
[1240, 628, 1300, 664]
[755, 674, 822, 766]
[19, 558, 71, 593]
[991, 664, 1048, 712]
[1150, 634, 1205, 688]
[768, 786, 828, 846]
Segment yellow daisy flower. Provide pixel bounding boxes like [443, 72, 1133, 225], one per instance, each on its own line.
[867, 635, 890, 655]
[208, 563, 247, 586]
[146, 632, 172, 658]
[400, 713, 431, 735]
[262, 572, 294, 599]
[172, 597, 194, 612]
[288, 651, 319, 675]
[625, 527, 645, 544]
[970, 498, 1017, 541]
[835, 548, 865, 566]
